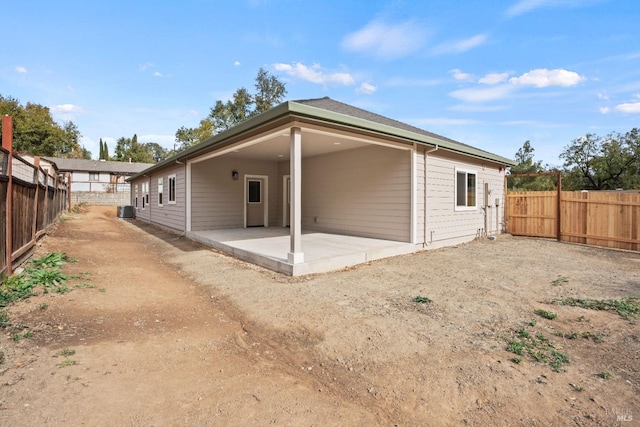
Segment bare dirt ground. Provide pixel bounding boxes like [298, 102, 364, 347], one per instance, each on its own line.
[0, 205, 638, 426]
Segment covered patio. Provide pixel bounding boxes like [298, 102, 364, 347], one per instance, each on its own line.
[187, 228, 418, 275]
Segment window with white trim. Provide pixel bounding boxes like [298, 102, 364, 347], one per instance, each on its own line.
[134, 184, 138, 208]
[142, 181, 146, 209]
[89, 172, 99, 181]
[158, 177, 163, 207]
[455, 168, 477, 210]
[168, 174, 176, 204]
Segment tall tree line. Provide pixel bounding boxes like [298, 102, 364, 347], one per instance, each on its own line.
[0, 94, 90, 159]
[174, 67, 287, 152]
[509, 128, 640, 191]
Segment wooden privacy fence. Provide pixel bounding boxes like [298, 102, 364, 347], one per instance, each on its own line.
[1, 115, 69, 278]
[506, 189, 640, 252]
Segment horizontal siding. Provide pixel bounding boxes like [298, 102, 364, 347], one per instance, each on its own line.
[424, 152, 505, 247]
[130, 164, 186, 232]
[191, 157, 279, 231]
[302, 145, 411, 242]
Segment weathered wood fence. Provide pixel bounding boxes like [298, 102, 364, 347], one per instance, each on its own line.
[506, 189, 640, 252]
[1, 115, 69, 278]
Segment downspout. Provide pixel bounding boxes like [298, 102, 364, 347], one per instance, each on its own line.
[423, 144, 438, 247]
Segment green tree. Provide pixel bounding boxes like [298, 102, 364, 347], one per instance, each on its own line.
[0, 94, 84, 158]
[174, 68, 287, 152]
[145, 142, 167, 163]
[253, 67, 287, 116]
[507, 141, 555, 190]
[560, 130, 640, 190]
[113, 134, 156, 163]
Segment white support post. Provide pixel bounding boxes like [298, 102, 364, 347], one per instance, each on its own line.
[288, 127, 304, 264]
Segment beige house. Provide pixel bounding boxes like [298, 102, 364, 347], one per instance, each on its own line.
[128, 97, 515, 275]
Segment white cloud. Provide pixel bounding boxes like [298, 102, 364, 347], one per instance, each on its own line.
[432, 34, 488, 55]
[16, 66, 27, 73]
[597, 92, 609, 100]
[51, 104, 85, 114]
[139, 62, 155, 72]
[479, 72, 510, 85]
[356, 82, 377, 94]
[50, 104, 86, 121]
[505, 0, 601, 17]
[341, 20, 429, 59]
[599, 107, 610, 114]
[450, 69, 475, 82]
[153, 71, 163, 77]
[509, 68, 585, 87]
[274, 63, 355, 86]
[234, 61, 241, 66]
[615, 102, 640, 113]
[450, 85, 514, 102]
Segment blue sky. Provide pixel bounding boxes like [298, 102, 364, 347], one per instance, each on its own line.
[2, 0, 639, 165]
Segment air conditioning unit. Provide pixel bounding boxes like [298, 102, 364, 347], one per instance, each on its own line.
[117, 205, 134, 219]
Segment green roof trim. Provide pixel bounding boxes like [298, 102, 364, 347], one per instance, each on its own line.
[128, 97, 515, 181]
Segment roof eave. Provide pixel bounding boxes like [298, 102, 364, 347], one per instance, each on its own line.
[128, 100, 515, 182]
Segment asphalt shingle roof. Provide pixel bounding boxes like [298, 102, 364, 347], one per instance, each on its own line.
[294, 97, 482, 153]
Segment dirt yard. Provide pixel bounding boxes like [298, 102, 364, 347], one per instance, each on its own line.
[0, 205, 638, 426]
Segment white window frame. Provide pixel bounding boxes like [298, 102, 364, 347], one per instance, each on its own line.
[157, 177, 164, 207]
[168, 174, 177, 204]
[89, 172, 99, 181]
[454, 167, 477, 211]
[141, 181, 146, 209]
[134, 184, 139, 209]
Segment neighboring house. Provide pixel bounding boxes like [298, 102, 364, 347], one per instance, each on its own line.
[128, 97, 516, 275]
[44, 158, 154, 205]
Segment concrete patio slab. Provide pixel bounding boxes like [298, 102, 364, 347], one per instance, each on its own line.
[186, 228, 419, 275]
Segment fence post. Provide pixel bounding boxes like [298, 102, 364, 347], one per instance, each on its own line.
[32, 156, 41, 238]
[67, 172, 72, 212]
[556, 172, 562, 242]
[2, 115, 13, 276]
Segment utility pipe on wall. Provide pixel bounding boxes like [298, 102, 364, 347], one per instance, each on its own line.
[423, 144, 439, 247]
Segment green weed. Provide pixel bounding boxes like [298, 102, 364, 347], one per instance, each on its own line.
[555, 297, 639, 320]
[52, 285, 71, 294]
[59, 348, 75, 356]
[57, 358, 76, 368]
[599, 371, 612, 380]
[550, 351, 570, 372]
[0, 311, 9, 328]
[534, 309, 557, 320]
[30, 252, 76, 269]
[507, 339, 524, 356]
[413, 296, 432, 304]
[27, 267, 67, 288]
[551, 276, 569, 286]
